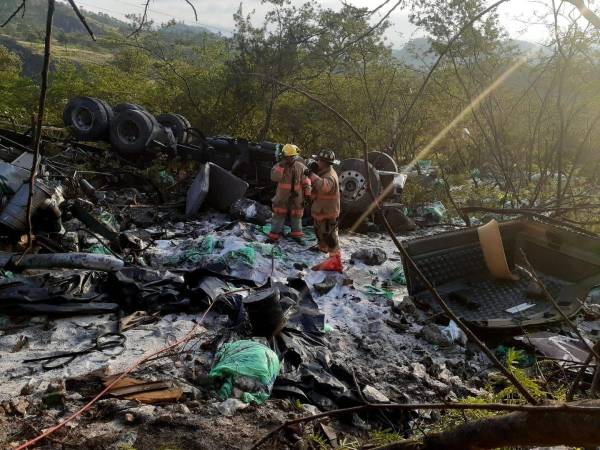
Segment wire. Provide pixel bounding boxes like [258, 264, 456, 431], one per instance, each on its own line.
[15, 296, 222, 449]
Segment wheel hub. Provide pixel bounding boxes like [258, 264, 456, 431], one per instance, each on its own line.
[73, 107, 93, 131]
[118, 120, 141, 143]
[339, 170, 366, 201]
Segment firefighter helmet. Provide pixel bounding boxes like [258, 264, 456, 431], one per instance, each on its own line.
[282, 143, 300, 157]
[314, 149, 336, 165]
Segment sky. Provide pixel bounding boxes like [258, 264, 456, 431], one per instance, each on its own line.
[68, 0, 563, 47]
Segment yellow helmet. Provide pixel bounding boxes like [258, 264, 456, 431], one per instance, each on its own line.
[282, 143, 300, 157]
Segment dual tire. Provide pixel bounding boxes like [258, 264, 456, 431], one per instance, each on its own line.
[63, 97, 191, 154]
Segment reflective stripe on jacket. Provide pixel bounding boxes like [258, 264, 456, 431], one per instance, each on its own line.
[271, 159, 310, 217]
[310, 166, 340, 221]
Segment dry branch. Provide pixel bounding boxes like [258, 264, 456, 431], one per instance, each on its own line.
[565, 0, 600, 29]
[66, 0, 96, 41]
[23, 0, 55, 252]
[1, 0, 26, 27]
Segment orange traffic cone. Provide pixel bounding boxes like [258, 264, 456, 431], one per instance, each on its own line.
[311, 252, 343, 273]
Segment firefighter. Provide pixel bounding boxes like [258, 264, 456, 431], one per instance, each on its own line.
[268, 144, 311, 243]
[305, 149, 343, 272]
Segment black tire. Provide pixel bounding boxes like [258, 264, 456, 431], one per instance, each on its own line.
[113, 103, 146, 115]
[336, 158, 381, 213]
[96, 99, 114, 139]
[157, 113, 188, 144]
[109, 109, 161, 155]
[175, 114, 192, 143]
[368, 151, 398, 172]
[63, 96, 109, 141]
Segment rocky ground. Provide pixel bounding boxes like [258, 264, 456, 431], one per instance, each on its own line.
[0, 210, 496, 449]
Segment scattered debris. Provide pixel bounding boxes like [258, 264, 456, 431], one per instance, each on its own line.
[419, 323, 452, 347]
[351, 247, 387, 266]
[403, 219, 600, 329]
[209, 340, 281, 405]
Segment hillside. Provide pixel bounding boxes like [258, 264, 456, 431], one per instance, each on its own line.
[393, 36, 550, 68]
[0, 0, 126, 40]
[0, 1, 223, 79]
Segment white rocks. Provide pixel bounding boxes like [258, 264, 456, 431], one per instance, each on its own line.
[362, 385, 390, 403]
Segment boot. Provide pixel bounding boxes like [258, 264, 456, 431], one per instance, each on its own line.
[267, 232, 281, 243]
[290, 231, 305, 245]
[311, 252, 343, 273]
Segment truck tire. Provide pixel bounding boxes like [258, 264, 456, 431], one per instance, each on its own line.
[97, 99, 114, 139]
[113, 103, 146, 114]
[368, 151, 398, 172]
[157, 113, 189, 144]
[109, 109, 161, 155]
[175, 114, 192, 143]
[63, 97, 109, 141]
[336, 158, 381, 213]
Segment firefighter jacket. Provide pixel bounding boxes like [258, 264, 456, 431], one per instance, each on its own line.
[271, 159, 311, 217]
[310, 165, 340, 221]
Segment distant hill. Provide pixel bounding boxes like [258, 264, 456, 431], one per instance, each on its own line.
[392, 37, 550, 68]
[0, 0, 126, 40]
[0, 0, 220, 43]
[0, 0, 222, 79]
[1, 2, 551, 79]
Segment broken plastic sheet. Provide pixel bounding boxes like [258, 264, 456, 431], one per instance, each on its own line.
[0, 271, 119, 316]
[106, 267, 192, 313]
[263, 278, 366, 411]
[515, 331, 592, 366]
[155, 227, 284, 285]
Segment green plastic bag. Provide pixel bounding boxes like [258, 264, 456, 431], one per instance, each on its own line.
[423, 201, 446, 222]
[98, 210, 119, 232]
[0, 269, 14, 279]
[226, 246, 257, 267]
[179, 235, 218, 264]
[417, 160, 432, 171]
[87, 243, 112, 255]
[391, 266, 406, 285]
[358, 285, 394, 300]
[250, 242, 283, 259]
[260, 224, 291, 236]
[158, 170, 175, 186]
[209, 340, 280, 405]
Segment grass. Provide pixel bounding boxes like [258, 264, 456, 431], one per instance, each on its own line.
[14, 39, 113, 65]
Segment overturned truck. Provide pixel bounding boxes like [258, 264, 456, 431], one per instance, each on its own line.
[61, 96, 415, 231]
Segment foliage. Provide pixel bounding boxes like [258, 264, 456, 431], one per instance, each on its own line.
[367, 429, 405, 446]
[2, 0, 600, 221]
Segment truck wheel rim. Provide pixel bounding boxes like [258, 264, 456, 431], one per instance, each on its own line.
[340, 170, 366, 201]
[72, 107, 94, 131]
[117, 119, 140, 143]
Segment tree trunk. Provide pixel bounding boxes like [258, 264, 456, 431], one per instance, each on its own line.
[380, 401, 600, 450]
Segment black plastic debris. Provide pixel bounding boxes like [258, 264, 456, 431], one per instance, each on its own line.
[229, 198, 272, 225]
[351, 247, 387, 266]
[243, 288, 285, 337]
